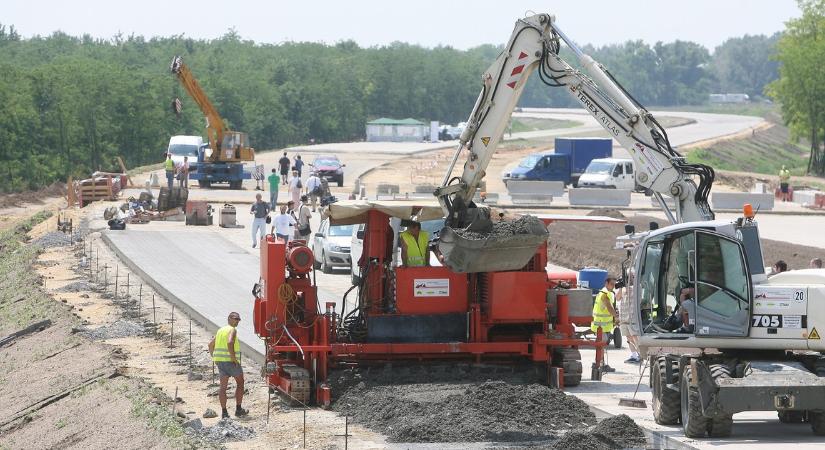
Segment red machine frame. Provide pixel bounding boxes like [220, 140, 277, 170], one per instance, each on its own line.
[253, 210, 616, 407]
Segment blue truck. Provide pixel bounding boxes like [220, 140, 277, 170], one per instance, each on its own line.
[502, 137, 612, 186]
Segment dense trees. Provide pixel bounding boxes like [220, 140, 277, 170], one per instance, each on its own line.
[768, 0, 825, 175]
[0, 24, 780, 192]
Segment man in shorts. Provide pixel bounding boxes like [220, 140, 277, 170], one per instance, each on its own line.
[209, 312, 248, 419]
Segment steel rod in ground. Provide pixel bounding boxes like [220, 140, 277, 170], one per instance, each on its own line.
[125, 272, 130, 301]
[172, 386, 178, 416]
[152, 294, 156, 331]
[169, 305, 174, 345]
[138, 284, 142, 317]
[303, 409, 307, 448]
[188, 318, 192, 370]
[114, 265, 119, 300]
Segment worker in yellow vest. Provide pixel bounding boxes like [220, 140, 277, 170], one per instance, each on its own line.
[779, 165, 791, 202]
[399, 221, 430, 267]
[164, 153, 175, 190]
[592, 277, 619, 372]
[209, 312, 248, 419]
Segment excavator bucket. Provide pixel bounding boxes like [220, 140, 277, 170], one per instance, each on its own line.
[438, 215, 549, 273]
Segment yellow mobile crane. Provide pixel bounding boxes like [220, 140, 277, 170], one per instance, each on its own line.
[170, 55, 255, 189]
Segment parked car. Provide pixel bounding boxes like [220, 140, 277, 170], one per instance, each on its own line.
[309, 155, 345, 187]
[577, 158, 635, 189]
[503, 151, 571, 185]
[312, 219, 354, 274]
[349, 217, 445, 285]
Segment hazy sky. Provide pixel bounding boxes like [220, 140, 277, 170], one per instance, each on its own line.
[4, 0, 800, 51]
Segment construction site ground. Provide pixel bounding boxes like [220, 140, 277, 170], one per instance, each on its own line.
[3, 108, 825, 449]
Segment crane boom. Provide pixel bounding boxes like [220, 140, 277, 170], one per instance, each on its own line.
[170, 56, 255, 164]
[435, 13, 715, 230]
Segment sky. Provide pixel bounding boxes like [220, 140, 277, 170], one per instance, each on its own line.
[3, 0, 800, 51]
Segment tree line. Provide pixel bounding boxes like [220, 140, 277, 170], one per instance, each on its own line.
[769, 0, 825, 175]
[0, 24, 780, 192]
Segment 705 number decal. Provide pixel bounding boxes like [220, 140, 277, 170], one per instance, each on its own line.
[752, 314, 781, 328]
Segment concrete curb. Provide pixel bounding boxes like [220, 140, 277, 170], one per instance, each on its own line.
[100, 231, 266, 365]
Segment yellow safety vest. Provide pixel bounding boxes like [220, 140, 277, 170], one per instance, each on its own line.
[779, 169, 790, 183]
[400, 230, 429, 267]
[591, 288, 614, 333]
[212, 325, 241, 363]
[165, 159, 175, 171]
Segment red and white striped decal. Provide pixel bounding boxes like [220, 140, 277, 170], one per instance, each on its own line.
[506, 52, 529, 89]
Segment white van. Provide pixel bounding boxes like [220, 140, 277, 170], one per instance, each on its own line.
[577, 158, 635, 190]
[167, 135, 204, 166]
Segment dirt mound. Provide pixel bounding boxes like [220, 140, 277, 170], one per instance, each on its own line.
[0, 182, 66, 209]
[332, 374, 596, 443]
[586, 208, 625, 219]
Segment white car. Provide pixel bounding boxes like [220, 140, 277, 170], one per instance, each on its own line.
[167, 135, 203, 166]
[312, 219, 354, 274]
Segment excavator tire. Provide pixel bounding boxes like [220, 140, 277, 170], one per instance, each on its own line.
[707, 364, 734, 437]
[552, 348, 582, 387]
[652, 356, 681, 425]
[810, 412, 825, 435]
[681, 365, 709, 438]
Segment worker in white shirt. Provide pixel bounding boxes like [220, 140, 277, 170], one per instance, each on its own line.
[305, 172, 323, 212]
[271, 205, 296, 242]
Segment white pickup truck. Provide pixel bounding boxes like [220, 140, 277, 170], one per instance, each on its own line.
[577, 158, 635, 190]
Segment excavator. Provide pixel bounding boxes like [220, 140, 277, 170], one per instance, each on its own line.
[435, 12, 825, 438]
[170, 56, 255, 189]
[253, 12, 825, 439]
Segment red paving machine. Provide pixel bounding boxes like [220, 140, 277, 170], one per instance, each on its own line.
[253, 208, 621, 406]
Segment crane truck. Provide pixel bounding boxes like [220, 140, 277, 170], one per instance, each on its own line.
[428, 12, 825, 439]
[170, 56, 255, 189]
[252, 12, 825, 439]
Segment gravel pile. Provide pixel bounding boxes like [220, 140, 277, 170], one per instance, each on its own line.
[454, 215, 546, 241]
[55, 280, 93, 292]
[333, 379, 595, 443]
[82, 319, 145, 340]
[198, 418, 255, 442]
[592, 414, 646, 448]
[33, 232, 75, 248]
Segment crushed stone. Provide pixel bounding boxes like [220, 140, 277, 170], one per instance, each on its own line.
[196, 418, 255, 442]
[593, 414, 646, 448]
[82, 319, 145, 340]
[54, 280, 93, 292]
[550, 431, 619, 450]
[453, 215, 546, 240]
[333, 376, 595, 443]
[32, 232, 76, 248]
[586, 208, 625, 219]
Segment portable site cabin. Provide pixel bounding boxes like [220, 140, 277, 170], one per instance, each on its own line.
[366, 118, 427, 142]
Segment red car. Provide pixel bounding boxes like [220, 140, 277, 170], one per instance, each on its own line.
[309, 155, 345, 187]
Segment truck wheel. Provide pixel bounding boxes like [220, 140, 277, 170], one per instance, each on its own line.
[652, 357, 681, 425]
[229, 180, 242, 189]
[681, 365, 709, 438]
[198, 180, 211, 188]
[707, 364, 734, 437]
[810, 412, 825, 435]
[321, 252, 332, 274]
[552, 348, 582, 387]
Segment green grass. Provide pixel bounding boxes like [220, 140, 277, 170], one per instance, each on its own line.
[686, 123, 810, 176]
[654, 102, 777, 118]
[0, 211, 57, 333]
[510, 117, 579, 133]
